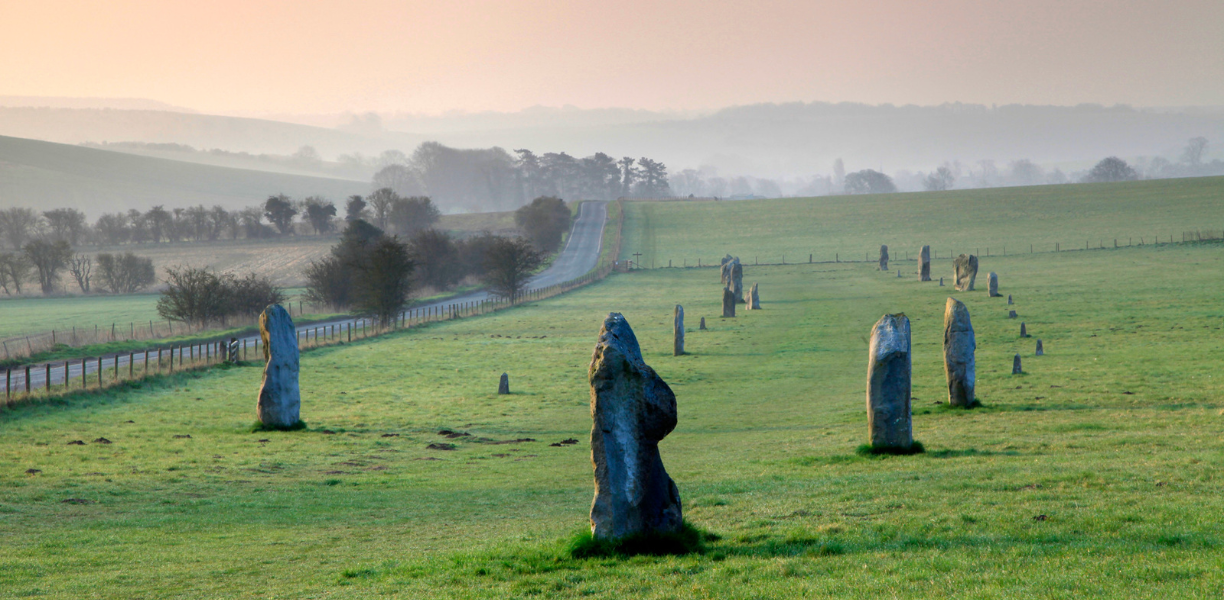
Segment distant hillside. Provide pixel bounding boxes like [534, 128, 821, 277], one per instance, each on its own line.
[0, 135, 368, 216]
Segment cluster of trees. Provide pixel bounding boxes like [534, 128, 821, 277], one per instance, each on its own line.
[0, 238, 155, 296]
[370, 142, 672, 212]
[156, 268, 286, 326]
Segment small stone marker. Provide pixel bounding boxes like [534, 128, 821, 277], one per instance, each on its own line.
[1012, 354, 1023, 375]
[879, 245, 889, 271]
[257, 304, 301, 428]
[498, 373, 510, 394]
[699, 317, 706, 330]
[1036, 339, 1044, 356]
[953, 254, 978, 291]
[943, 298, 976, 407]
[867, 314, 912, 450]
[988, 272, 1001, 297]
[919, 245, 931, 281]
[746, 283, 760, 309]
[1008, 310, 1018, 319]
[722, 285, 736, 318]
[896, 269, 902, 278]
[588, 312, 683, 540]
[939, 277, 944, 286]
[1020, 322, 1029, 337]
[1007, 294, 1013, 305]
[673, 305, 685, 356]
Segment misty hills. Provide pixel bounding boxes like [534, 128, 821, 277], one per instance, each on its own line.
[0, 135, 367, 216]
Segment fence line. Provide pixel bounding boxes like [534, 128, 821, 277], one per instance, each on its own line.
[1, 199, 626, 407]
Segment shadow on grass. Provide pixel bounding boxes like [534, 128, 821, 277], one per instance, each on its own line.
[567, 521, 717, 558]
[249, 420, 308, 432]
[856, 441, 925, 457]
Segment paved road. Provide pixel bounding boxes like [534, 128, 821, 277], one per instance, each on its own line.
[6, 202, 607, 392]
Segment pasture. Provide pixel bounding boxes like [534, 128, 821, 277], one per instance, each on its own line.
[3, 184, 1224, 598]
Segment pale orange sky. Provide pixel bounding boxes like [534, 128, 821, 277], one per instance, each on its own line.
[1, 0, 1221, 115]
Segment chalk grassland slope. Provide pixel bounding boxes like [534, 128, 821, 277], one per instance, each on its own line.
[2, 242, 1223, 597]
[0, 211, 518, 339]
[621, 176, 1224, 267]
[0, 135, 368, 214]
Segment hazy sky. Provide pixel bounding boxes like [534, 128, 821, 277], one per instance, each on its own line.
[2, 0, 1221, 115]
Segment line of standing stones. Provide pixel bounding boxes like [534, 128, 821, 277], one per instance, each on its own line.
[867, 245, 1045, 451]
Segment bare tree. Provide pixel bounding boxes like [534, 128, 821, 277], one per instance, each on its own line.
[1083, 157, 1138, 183]
[24, 239, 73, 294]
[1181, 137, 1209, 166]
[923, 167, 955, 191]
[68, 253, 93, 293]
[43, 208, 88, 245]
[481, 236, 542, 303]
[352, 237, 414, 325]
[0, 207, 44, 250]
[0, 252, 32, 294]
[96, 252, 156, 293]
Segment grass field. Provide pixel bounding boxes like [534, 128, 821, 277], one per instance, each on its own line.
[622, 176, 1224, 268]
[3, 184, 1224, 598]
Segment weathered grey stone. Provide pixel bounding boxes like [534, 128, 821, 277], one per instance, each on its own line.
[988, 272, 1001, 297]
[673, 305, 685, 356]
[953, 254, 978, 291]
[719, 255, 736, 285]
[1012, 354, 1022, 375]
[866, 314, 912, 449]
[746, 283, 760, 309]
[943, 298, 976, 407]
[257, 304, 301, 428]
[879, 245, 889, 271]
[939, 277, 944, 286]
[1007, 294, 1013, 305]
[699, 317, 706, 330]
[897, 269, 902, 278]
[1008, 310, 1018, 319]
[1020, 322, 1029, 337]
[731, 260, 744, 303]
[498, 373, 510, 394]
[722, 285, 736, 318]
[1036, 339, 1044, 356]
[919, 245, 931, 281]
[589, 313, 682, 540]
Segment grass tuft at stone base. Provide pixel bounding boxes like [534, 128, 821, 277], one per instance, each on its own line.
[567, 521, 718, 558]
[856, 440, 926, 456]
[249, 420, 308, 432]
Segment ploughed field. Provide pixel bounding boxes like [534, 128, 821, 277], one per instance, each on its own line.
[3, 192, 1224, 597]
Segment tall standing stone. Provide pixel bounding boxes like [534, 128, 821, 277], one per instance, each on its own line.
[699, 317, 706, 330]
[1036, 339, 1044, 356]
[588, 313, 682, 540]
[673, 305, 685, 356]
[498, 373, 510, 394]
[866, 314, 912, 450]
[730, 260, 744, 303]
[919, 245, 931, 281]
[1012, 354, 1023, 375]
[746, 283, 760, 309]
[257, 304, 301, 428]
[722, 285, 736, 318]
[988, 272, 1001, 297]
[879, 245, 889, 271]
[943, 298, 976, 407]
[939, 277, 944, 286]
[1020, 322, 1029, 337]
[953, 254, 978, 291]
[1007, 294, 1013, 305]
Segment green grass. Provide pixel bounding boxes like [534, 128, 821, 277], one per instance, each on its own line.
[622, 176, 1224, 267]
[3, 185, 1224, 597]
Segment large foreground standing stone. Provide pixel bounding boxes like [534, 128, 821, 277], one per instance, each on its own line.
[879, 245, 889, 271]
[943, 298, 977, 407]
[589, 313, 683, 539]
[866, 314, 912, 449]
[673, 305, 685, 356]
[953, 254, 978, 291]
[746, 283, 760, 309]
[722, 285, 736, 318]
[988, 272, 1001, 297]
[919, 245, 931, 281]
[1012, 354, 1023, 374]
[257, 304, 301, 428]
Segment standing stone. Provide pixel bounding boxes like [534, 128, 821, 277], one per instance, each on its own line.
[953, 254, 978, 291]
[939, 277, 944, 286]
[1012, 354, 1023, 375]
[1008, 310, 1018, 319]
[919, 245, 931, 281]
[943, 298, 976, 407]
[722, 285, 736, 318]
[746, 283, 760, 309]
[699, 317, 706, 330]
[673, 305, 685, 356]
[879, 245, 889, 271]
[1020, 322, 1029, 337]
[1036, 339, 1044, 356]
[897, 269, 902, 278]
[257, 305, 301, 428]
[589, 313, 682, 540]
[988, 272, 1001, 297]
[1007, 294, 1013, 305]
[866, 314, 912, 450]
[498, 373, 510, 394]
[731, 260, 744, 303]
